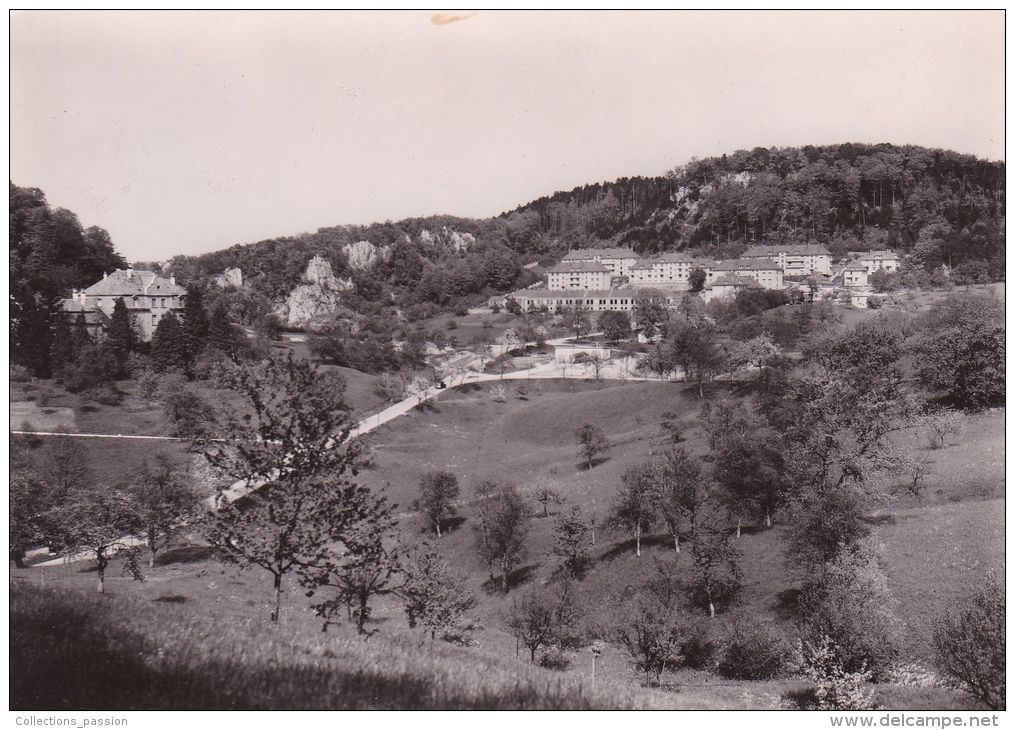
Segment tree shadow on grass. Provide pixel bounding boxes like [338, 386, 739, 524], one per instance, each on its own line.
[157, 545, 217, 566]
[597, 534, 675, 561]
[481, 562, 541, 594]
[577, 456, 610, 471]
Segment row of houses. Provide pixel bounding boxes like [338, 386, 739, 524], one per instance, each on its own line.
[503, 244, 901, 312]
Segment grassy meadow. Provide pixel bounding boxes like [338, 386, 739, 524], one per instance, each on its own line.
[10, 367, 1002, 709]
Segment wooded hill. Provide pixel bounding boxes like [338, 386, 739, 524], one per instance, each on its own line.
[170, 143, 1004, 306]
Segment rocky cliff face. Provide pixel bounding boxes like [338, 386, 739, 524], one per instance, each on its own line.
[274, 255, 353, 330]
[418, 226, 475, 253]
[342, 240, 390, 270]
[212, 267, 243, 289]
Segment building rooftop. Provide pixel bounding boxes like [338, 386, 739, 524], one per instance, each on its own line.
[508, 285, 640, 300]
[562, 247, 641, 260]
[546, 260, 612, 274]
[82, 268, 186, 297]
[712, 258, 781, 272]
[707, 274, 766, 289]
[857, 250, 901, 261]
[742, 244, 832, 257]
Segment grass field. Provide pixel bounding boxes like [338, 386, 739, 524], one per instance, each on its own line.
[10, 360, 1003, 710]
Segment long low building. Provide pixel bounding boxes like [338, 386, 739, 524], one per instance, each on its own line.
[503, 285, 685, 313]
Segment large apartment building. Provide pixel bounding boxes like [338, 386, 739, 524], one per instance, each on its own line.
[741, 244, 832, 276]
[545, 260, 613, 290]
[707, 258, 784, 289]
[562, 247, 642, 278]
[62, 268, 186, 341]
[629, 252, 702, 286]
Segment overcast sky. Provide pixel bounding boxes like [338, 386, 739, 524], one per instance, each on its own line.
[10, 10, 1005, 262]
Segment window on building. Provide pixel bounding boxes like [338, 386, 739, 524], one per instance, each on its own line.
[152, 314, 157, 325]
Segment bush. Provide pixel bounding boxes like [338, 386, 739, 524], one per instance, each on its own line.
[715, 621, 789, 680]
[932, 575, 1005, 709]
[679, 622, 718, 670]
[10, 365, 32, 383]
[81, 383, 123, 406]
[796, 634, 875, 710]
[538, 647, 571, 671]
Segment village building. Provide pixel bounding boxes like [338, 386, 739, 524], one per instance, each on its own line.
[741, 243, 832, 276]
[841, 262, 869, 288]
[707, 258, 784, 289]
[562, 247, 641, 278]
[628, 252, 704, 286]
[506, 284, 685, 313]
[856, 249, 901, 273]
[701, 274, 766, 304]
[62, 268, 186, 341]
[545, 260, 612, 290]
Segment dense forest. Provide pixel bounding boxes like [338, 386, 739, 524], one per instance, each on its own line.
[10, 183, 127, 376]
[508, 143, 1005, 268]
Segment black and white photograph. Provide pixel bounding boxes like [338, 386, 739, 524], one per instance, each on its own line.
[8, 9, 1006, 716]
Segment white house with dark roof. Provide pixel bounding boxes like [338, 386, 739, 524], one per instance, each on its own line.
[841, 262, 869, 288]
[857, 250, 901, 273]
[701, 274, 766, 303]
[741, 243, 832, 276]
[63, 268, 187, 340]
[562, 247, 641, 278]
[545, 260, 612, 290]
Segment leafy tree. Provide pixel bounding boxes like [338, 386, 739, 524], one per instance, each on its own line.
[705, 401, 785, 534]
[44, 488, 144, 593]
[49, 314, 74, 374]
[181, 284, 210, 365]
[670, 316, 724, 397]
[203, 352, 391, 622]
[688, 267, 707, 292]
[599, 310, 631, 342]
[128, 454, 198, 567]
[551, 504, 590, 579]
[567, 306, 592, 339]
[416, 470, 460, 537]
[400, 541, 475, 643]
[798, 539, 900, 680]
[60, 343, 121, 395]
[612, 464, 656, 557]
[301, 519, 400, 635]
[162, 383, 215, 438]
[106, 297, 137, 372]
[613, 598, 687, 685]
[910, 294, 1004, 410]
[206, 301, 246, 359]
[650, 447, 711, 553]
[37, 436, 91, 499]
[10, 469, 51, 568]
[689, 528, 742, 618]
[575, 423, 609, 470]
[933, 574, 1005, 710]
[150, 312, 188, 372]
[506, 581, 582, 662]
[733, 333, 780, 379]
[917, 407, 964, 449]
[473, 482, 529, 591]
[797, 634, 875, 710]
